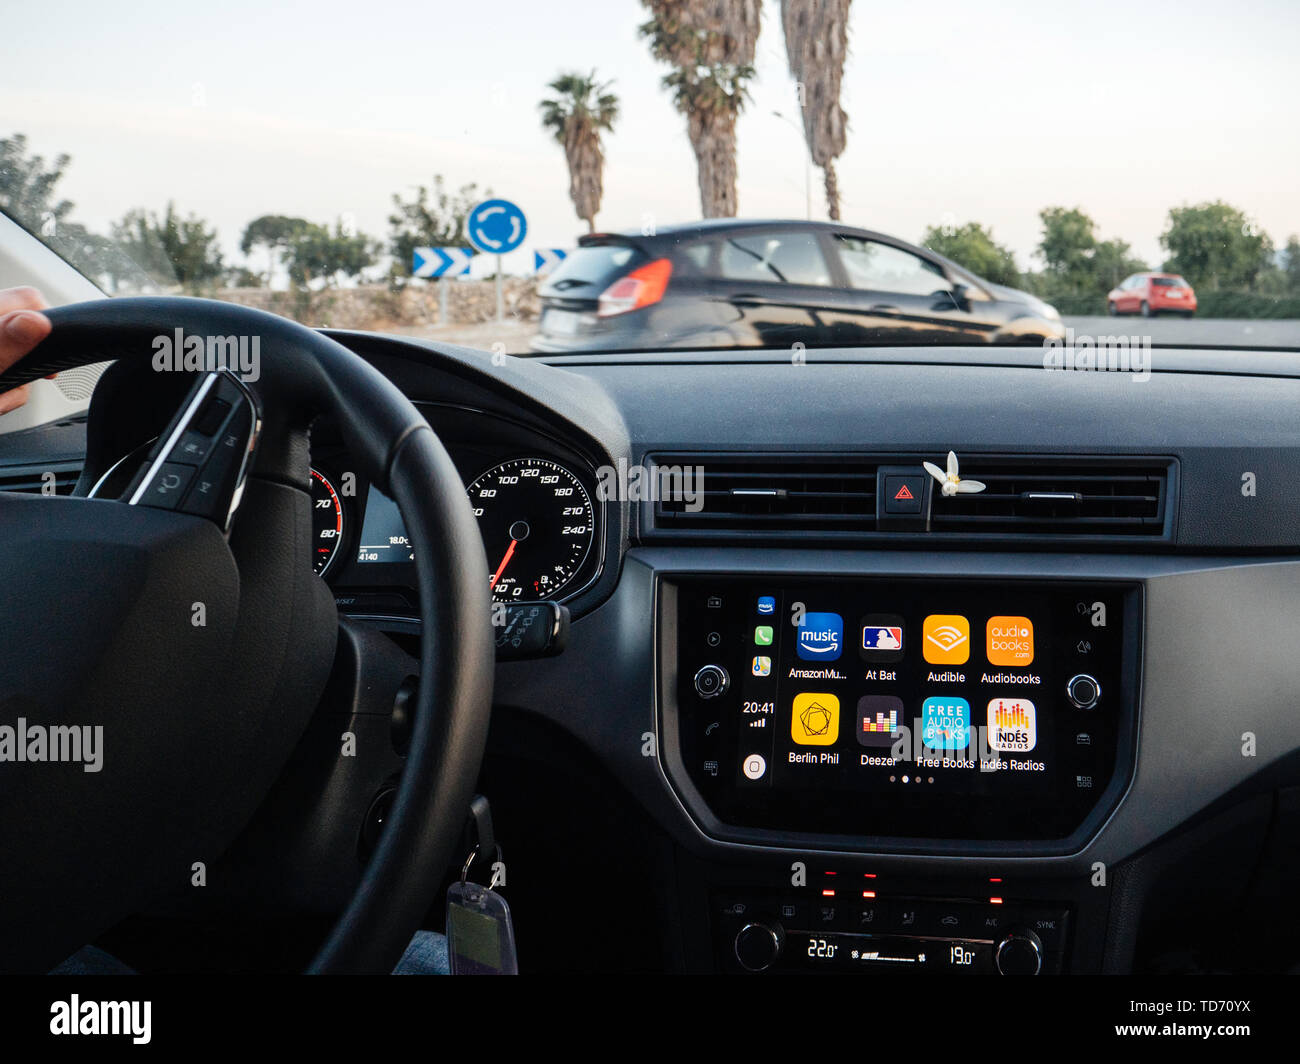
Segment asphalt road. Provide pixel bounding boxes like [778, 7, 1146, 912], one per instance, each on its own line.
[1064, 316, 1299, 347]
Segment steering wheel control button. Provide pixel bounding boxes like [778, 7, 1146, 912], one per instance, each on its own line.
[742, 753, 766, 780]
[172, 429, 214, 464]
[138, 462, 196, 510]
[1066, 673, 1101, 710]
[694, 664, 729, 699]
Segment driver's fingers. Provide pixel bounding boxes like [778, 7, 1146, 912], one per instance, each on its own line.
[0, 288, 52, 416]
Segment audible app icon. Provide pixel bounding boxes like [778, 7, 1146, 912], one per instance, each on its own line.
[987, 616, 1034, 666]
[922, 614, 970, 664]
[791, 693, 840, 746]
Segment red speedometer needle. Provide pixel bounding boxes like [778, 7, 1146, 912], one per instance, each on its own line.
[489, 539, 518, 590]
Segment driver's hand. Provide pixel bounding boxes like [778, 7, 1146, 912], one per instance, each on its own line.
[0, 286, 53, 415]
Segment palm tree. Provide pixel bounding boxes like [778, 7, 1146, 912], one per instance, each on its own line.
[780, 0, 852, 220]
[539, 72, 620, 233]
[640, 0, 762, 218]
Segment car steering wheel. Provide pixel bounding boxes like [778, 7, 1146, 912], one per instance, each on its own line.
[0, 297, 494, 973]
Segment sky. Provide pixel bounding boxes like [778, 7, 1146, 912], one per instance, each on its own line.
[2, 0, 1298, 281]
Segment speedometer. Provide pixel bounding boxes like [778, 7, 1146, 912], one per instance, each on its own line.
[310, 468, 344, 576]
[467, 458, 595, 603]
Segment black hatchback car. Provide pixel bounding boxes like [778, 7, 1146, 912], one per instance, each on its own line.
[531, 219, 1064, 352]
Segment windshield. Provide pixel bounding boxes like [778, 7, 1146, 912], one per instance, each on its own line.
[3, 0, 1297, 354]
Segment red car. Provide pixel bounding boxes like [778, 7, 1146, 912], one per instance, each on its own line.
[1107, 271, 1197, 317]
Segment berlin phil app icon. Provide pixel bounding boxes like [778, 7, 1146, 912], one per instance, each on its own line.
[796, 612, 843, 662]
[858, 613, 905, 664]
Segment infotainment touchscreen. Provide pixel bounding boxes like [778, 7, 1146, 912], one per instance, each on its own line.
[667, 577, 1137, 844]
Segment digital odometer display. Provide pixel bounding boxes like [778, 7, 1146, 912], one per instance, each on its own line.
[467, 458, 595, 603]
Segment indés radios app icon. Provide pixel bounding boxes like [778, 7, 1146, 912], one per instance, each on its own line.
[986, 697, 1037, 752]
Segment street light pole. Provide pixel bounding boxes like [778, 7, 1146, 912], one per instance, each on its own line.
[772, 110, 811, 221]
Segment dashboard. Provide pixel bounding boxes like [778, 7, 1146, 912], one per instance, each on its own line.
[10, 331, 1300, 976]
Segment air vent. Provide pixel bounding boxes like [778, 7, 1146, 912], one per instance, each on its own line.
[653, 454, 876, 534]
[0, 461, 81, 496]
[927, 458, 1171, 537]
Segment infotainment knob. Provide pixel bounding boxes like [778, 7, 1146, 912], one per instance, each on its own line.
[995, 928, 1043, 975]
[694, 664, 730, 699]
[734, 921, 785, 972]
[1066, 673, 1102, 710]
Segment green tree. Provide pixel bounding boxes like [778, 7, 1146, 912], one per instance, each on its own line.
[922, 222, 1019, 286]
[1284, 235, 1300, 295]
[1159, 201, 1273, 291]
[640, 0, 762, 218]
[240, 214, 314, 287]
[780, 0, 851, 220]
[387, 176, 483, 284]
[283, 220, 377, 288]
[1030, 206, 1147, 312]
[1037, 206, 1097, 278]
[540, 71, 620, 232]
[111, 203, 224, 290]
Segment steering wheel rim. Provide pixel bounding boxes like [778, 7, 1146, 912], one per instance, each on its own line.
[0, 296, 494, 973]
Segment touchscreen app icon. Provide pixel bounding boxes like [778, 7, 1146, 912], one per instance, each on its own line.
[752, 655, 771, 677]
[858, 614, 905, 664]
[792, 692, 840, 745]
[987, 697, 1037, 752]
[754, 625, 774, 646]
[986, 616, 1034, 666]
[922, 614, 970, 664]
[796, 612, 844, 661]
[921, 696, 971, 750]
[757, 595, 776, 615]
[857, 695, 904, 748]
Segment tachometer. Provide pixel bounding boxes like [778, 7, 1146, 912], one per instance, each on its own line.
[310, 468, 345, 576]
[467, 458, 595, 602]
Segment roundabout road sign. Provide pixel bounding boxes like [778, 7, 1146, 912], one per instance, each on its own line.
[466, 198, 527, 255]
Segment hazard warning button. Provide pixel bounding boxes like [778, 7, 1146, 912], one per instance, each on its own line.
[884, 475, 925, 515]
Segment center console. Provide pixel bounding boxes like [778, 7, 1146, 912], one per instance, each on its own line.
[657, 574, 1142, 973]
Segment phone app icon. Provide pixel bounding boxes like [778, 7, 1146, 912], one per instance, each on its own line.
[757, 595, 776, 615]
[857, 695, 905, 748]
[792, 692, 840, 745]
[987, 697, 1037, 752]
[922, 614, 970, 664]
[921, 696, 971, 750]
[796, 612, 843, 661]
[858, 613, 905, 664]
[986, 616, 1034, 667]
[754, 625, 774, 646]
[752, 655, 771, 677]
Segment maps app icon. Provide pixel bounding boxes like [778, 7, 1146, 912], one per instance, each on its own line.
[862, 626, 902, 651]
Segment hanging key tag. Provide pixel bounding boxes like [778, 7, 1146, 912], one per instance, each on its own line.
[447, 844, 517, 975]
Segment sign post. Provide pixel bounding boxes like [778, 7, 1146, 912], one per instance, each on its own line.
[465, 199, 527, 324]
[412, 247, 474, 324]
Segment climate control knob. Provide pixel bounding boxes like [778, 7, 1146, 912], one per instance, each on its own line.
[1066, 673, 1101, 710]
[995, 928, 1043, 975]
[694, 664, 730, 699]
[734, 921, 785, 972]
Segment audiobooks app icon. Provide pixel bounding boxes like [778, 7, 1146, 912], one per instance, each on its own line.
[987, 616, 1034, 666]
[922, 614, 970, 664]
[987, 697, 1037, 752]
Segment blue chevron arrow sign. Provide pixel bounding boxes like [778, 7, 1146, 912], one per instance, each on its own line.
[533, 248, 568, 274]
[412, 246, 474, 278]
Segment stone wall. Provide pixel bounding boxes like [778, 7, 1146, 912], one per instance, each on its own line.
[216, 278, 542, 331]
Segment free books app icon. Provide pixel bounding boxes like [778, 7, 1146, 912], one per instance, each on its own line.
[987, 697, 1037, 752]
[922, 614, 970, 664]
[921, 696, 971, 750]
[857, 695, 904, 748]
[791, 692, 840, 746]
[796, 612, 843, 661]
